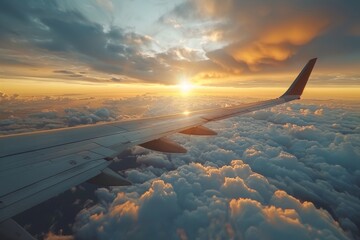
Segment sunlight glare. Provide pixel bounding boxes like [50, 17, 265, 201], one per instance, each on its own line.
[179, 78, 193, 94]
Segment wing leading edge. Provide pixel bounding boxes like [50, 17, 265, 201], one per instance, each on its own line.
[0, 58, 317, 238]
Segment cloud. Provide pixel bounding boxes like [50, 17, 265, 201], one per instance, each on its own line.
[53, 70, 83, 78]
[44, 232, 74, 240]
[1, 1, 359, 86]
[1, 93, 359, 238]
[136, 152, 173, 169]
[73, 160, 351, 240]
[0, 0, 194, 84]
[164, 0, 360, 78]
[0, 95, 130, 134]
[68, 98, 359, 239]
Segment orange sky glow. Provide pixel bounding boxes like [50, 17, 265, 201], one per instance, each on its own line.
[2, 78, 359, 100]
[0, 0, 359, 100]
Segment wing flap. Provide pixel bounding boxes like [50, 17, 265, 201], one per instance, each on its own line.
[88, 167, 131, 186]
[180, 126, 217, 135]
[140, 138, 187, 153]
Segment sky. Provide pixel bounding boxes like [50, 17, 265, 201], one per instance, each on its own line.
[1, 1, 360, 240]
[0, 0, 360, 98]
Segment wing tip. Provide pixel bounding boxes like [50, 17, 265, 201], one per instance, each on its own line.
[280, 57, 317, 99]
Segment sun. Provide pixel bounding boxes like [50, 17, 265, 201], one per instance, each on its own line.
[179, 78, 193, 94]
[180, 81, 191, 93]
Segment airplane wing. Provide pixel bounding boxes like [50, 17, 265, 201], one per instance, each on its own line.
[0, 58, 317, 239]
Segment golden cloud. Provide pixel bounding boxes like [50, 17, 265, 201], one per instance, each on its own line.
[230, 16, 330, 68]
[111, 201, 139, 219]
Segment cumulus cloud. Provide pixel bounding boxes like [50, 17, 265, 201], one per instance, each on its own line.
[73, 160, 351, 240]
[2, 94, 359, 239]
[0, 95, 125, 134]
[44, 232, 74, 240]
[61, 98, 360, 239]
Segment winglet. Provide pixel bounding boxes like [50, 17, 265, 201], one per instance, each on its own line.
[280, 58, 317, 99]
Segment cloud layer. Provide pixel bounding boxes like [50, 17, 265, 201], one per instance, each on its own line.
[19, 96, 355, 240]
[2, 93, 359, 239]
[74, 161, 350, 240]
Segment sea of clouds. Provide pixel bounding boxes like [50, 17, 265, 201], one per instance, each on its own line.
[1, 93, 359, 239]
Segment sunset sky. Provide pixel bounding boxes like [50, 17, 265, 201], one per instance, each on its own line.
[0, 0, 359, 98]
[1, 2, 360, 239]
